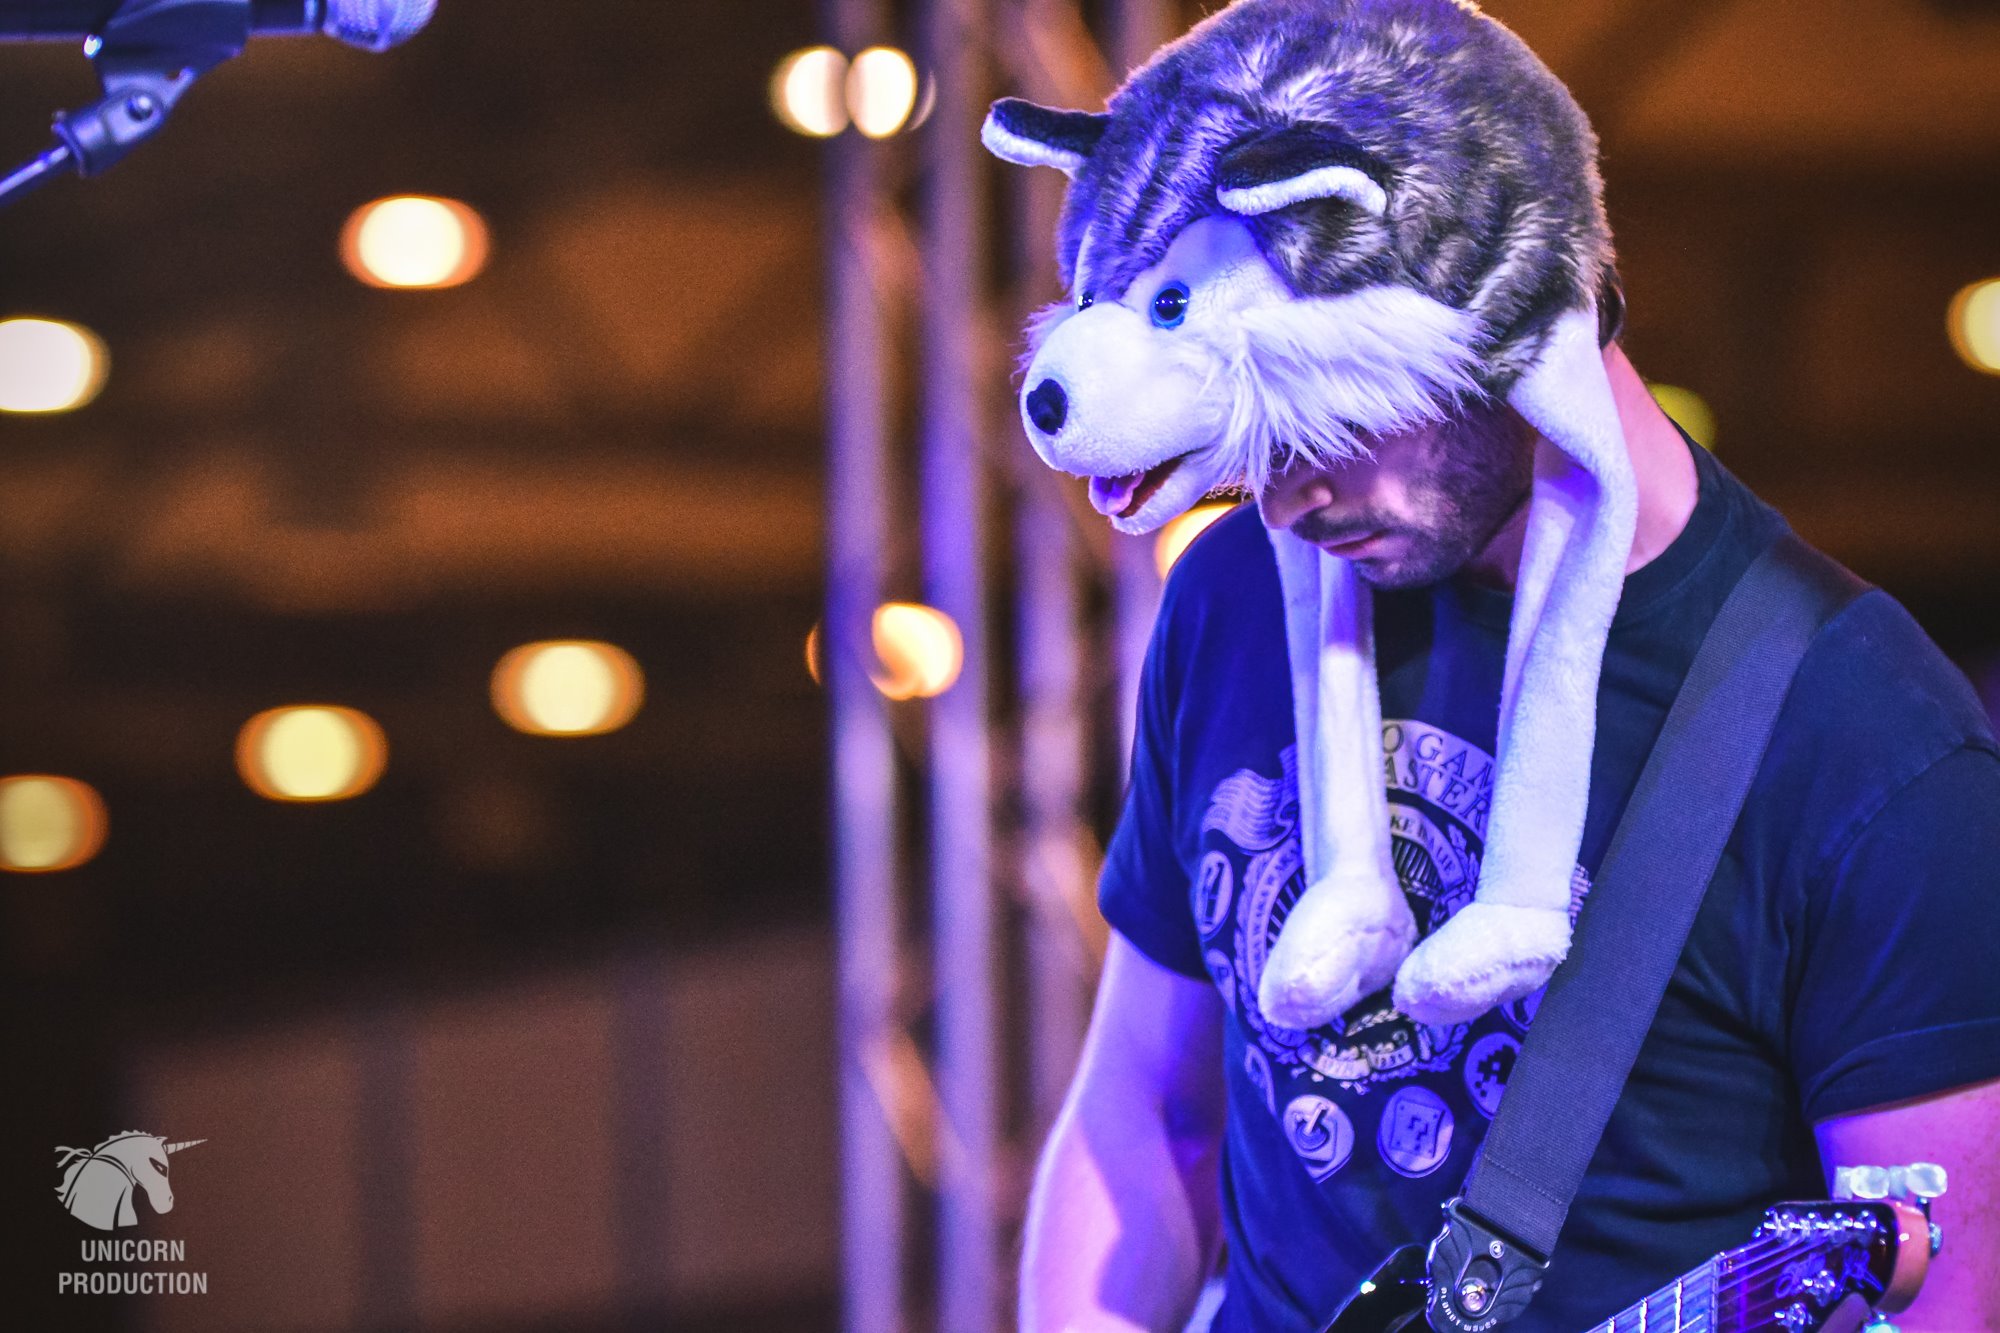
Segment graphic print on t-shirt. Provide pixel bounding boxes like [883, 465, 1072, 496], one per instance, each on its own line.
[1377, 1085, 1455, 1177]
[1194, 721, 1589, 1180]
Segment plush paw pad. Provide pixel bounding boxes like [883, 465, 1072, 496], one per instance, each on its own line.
[1256, 871, 1418, 1031]
[1391, 902, 1570, 1026]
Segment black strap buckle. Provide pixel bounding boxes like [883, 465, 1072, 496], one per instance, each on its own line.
[1424, 1198, 1549, 1332]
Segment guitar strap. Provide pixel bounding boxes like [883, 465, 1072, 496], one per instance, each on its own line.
[1423, 529, 1869, 1331]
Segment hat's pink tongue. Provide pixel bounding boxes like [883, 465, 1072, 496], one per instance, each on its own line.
[1088, 473, 1143, 517]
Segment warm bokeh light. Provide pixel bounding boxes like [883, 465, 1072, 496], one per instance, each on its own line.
[237, 706, 388, 802]
[805, 623, 825, 686]
[1648, 383, 1717, 451]
[0, 775, 108, 873]
[906, 73, 938, 132]
[1948, 279, 2000, 376]
[772, 46, 850, 137]
[341, 196, 490, 290]
[491, 640, 644, 737]
[1155, 501, 1238, 578]
[847, 46, 920, 138]
[805, 604, 965, 699]
[0, 317, 109, 414]
[872, 603, 962, 700]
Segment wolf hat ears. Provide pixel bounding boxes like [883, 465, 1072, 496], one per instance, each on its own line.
[981, 99, 1109, 176]
[985, 0, 1636, 1031]
[990, 102, 1393, 217]
[1215, 124, 1391, 218]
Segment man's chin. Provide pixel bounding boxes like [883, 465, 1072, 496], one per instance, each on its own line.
[1346, 541, 1468, 591]
[1351, 560, 1430, 591]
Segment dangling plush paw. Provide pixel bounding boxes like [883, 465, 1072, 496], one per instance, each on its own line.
[1391, 902, 1570, 1026]
[1256, 871, 1418, 1031]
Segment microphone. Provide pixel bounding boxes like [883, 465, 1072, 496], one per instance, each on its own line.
[0, 0, 435, 52]
[0, 0, 436, 207]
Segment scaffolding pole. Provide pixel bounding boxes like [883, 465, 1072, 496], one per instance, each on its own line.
[922, 0, 1000, 1325]
[1007, 0, 1098, 1149]
[1016, 462, 1094, 1142]
[825, 0, 905, 1329]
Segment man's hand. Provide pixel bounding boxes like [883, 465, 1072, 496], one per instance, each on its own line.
[1020, 933, 1228, 1333]
[1817, 1076, 2000, 1331]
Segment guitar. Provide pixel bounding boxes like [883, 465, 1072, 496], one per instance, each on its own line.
[1320, 1166, 1945, 1333]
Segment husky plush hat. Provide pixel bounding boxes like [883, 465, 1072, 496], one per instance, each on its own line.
[985, 0, 1634, 1029]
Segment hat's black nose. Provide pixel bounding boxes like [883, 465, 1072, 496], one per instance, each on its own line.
[1026, 379, 1067, 435]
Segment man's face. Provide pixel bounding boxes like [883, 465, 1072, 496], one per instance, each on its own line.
[1257, 403, 1535, 589]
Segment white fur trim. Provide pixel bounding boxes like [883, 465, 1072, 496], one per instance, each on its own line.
[1218, 165, 1388, 218]
[1225, 285, 1484, 494]
[980, 114, 1083, 175]
[1392, 306, 1638, 1022]
[1257, 532, 1415, 1031]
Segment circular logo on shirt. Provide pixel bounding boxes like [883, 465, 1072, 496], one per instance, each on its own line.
[1463, 1031, 1521, 1119]
[1220, 737, 1486, 1095]
[1377, 1085, 1455, 1178]
[1282, 1094, 1354, 1182]
[1193, 726, 1591, 1121]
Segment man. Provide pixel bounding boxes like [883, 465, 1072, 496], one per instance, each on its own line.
[1019, 348, 2000, 1331]
[982, 2, 2000, 1329]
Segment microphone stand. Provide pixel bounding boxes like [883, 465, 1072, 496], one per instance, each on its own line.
[0, 143, 77, 202]
[0, 0, 254, 210]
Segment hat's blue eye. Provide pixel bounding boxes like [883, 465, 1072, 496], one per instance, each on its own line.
[1151, 282, 1190, 329]
[1077, 292, 1095, 310]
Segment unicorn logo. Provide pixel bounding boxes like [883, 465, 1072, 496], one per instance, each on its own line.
[54, 1132, 205, 1231]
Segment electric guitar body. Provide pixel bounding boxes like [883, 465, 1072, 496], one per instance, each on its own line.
[1319, 1242, 1430, 1332]
[1319, 1198, 1935, 1333]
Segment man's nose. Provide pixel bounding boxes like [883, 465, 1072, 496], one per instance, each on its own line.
[1258, 462, 1338, 531]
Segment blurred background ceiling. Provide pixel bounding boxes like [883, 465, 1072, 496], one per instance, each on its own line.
[0, 0, 1995, 1327]
[0, 0, 836, 1007]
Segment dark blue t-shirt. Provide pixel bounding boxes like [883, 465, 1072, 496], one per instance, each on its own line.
[1101, 440, 2000, 1331]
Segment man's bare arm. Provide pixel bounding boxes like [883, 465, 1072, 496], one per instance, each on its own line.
[1020, 932, 1228, 1333]
[1816, 1076, 2000, 1331]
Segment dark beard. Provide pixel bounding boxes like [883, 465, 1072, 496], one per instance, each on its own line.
[1291, 406, 1535, 590]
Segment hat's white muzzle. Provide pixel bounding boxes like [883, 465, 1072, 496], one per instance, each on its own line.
[1018, 303, 1232, 534]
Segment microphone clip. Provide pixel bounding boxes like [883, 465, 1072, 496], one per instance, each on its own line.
[2, 0, 257, 208]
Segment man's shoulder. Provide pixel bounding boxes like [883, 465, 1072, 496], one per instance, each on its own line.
[1793, 581, 1992, 751]
[1762, 570, 1999, 870]
[1694, 453, 1989, 771]
[1167, 502, 1271, 580]
[1157, 502, 1281, 624]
